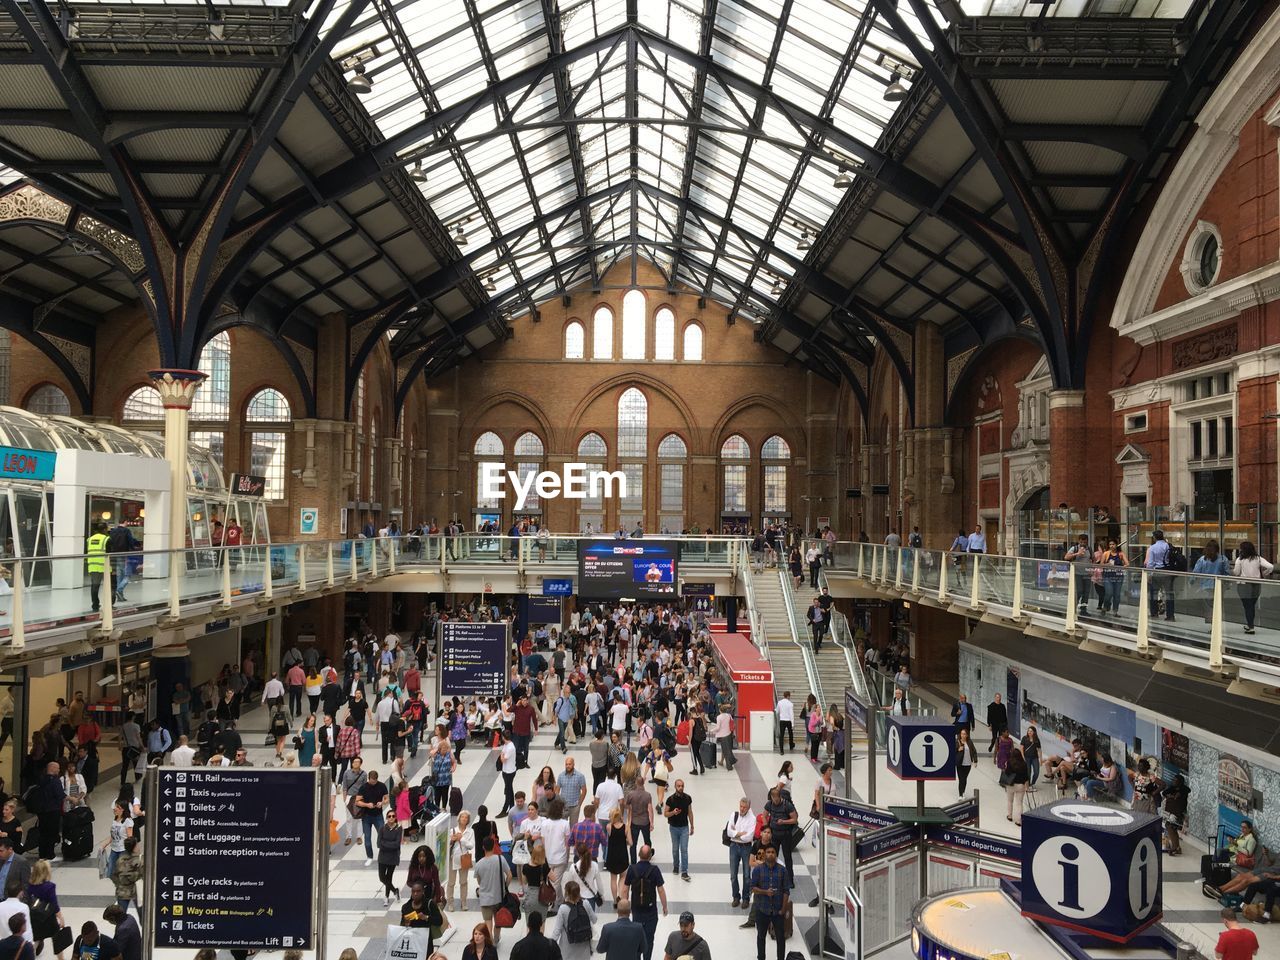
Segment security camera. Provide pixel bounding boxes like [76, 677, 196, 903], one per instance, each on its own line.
[291, 468, 303, 478]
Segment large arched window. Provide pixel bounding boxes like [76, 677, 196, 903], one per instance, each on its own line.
[122, 386, 164, 422]
[622, 289, 646, 359]
[683, 323, 703, 361]
[474, 431, 504, 510]
[246, 387, 292, 500]
[577, 432, 608, 528]
[654, 307, 675, 361]
[762, 435, 791, 515]
[25, 384, 70, 416]
[721, 434, 750, 514]
[353, 372, 366, 500]
[564, 321, 585, 359]
[593, 306, 614, 360]
[190, 331, 230, 422]
[617, 388, 647, 527]
[513, 431, 545, 512]
[657, 433, 687, 533]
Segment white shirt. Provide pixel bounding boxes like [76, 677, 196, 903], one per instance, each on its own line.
[540, 817, 571, 865]
[521, 815, 547, 839]
[374, 697, 397, 724]
[594, 778, 624, 823]
[501, 741, 517, 775]
[726, 809, 756, 844]
[261, 677, 285, 702]
[0, 899, 31, 943]
[170, 744, 197, 767]
[609, 701, 628, 731]
[776, 697, 794, 723]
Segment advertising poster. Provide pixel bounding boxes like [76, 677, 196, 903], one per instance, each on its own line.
[1160, 728, 1190, 784]
[1218, 754, 1256, 836]
[577, 539, 680, 599]
[299, 507, 318, 534]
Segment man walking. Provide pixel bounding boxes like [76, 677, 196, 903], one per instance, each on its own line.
[559, 756, 588, 825]
[513, 692, 537, 769]
[775, 691, 795, 753]
[986, 693, 1007, 754]
[624, 845, 667, 960]
[553, 689, 575, 753]
[751, 844, 790, 960]
[950, 694, 974, 736]
[375, 689, 399, 764]
[497, 729, 517, 817]
[664, 780, 693, 881]
[806, 599, 826, 652]
[474, 835, 513, 945]
[596, 899, 648, 960]
[726, 797, 755, 910]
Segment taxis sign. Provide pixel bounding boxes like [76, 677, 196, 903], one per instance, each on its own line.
[0, 446, 55, 482]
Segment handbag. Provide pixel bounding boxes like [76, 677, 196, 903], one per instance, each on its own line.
[511, 839, 531, 865]
[494, 890, 520, 928]
[538, 875, 557, 906]
[29, 898, 57, 940]
[1236, 851, 1256, 869]
[460, 852, 474, 870]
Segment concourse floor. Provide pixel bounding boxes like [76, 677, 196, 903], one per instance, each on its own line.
[42, 670, 1278, 960]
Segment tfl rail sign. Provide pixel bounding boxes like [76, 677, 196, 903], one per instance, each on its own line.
[146, 767, 326, 951]
[885, 716, 955, 781]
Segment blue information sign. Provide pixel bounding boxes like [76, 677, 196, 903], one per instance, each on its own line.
[543, 578, 573, 596]
[149, 768, 320, 951]
[61, 648, 104, 672]
[439, 620, 510, 700]
[0, 446, 55, 482]
[844, 688, 868, 732]
[823, 797, 899, 830]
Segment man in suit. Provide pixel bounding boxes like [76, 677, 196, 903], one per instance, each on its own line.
[0, 836, 30, 890]
[596, 898, 648, 960]
[950, 694, 975, 735]
[805, 598, 826, 653]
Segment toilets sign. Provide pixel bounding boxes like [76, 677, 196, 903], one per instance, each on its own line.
[479, 462, 626, 511]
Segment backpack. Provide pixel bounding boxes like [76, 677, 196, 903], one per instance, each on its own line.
[675, 720, 691, 745]
[631, 863, 657, 910]
[566, 901, 593, 944]
[1167, 547, 1188, 572]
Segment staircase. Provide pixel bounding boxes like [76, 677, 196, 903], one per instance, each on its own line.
[750, 566, 820, 709]
[786, 576, 857, 712]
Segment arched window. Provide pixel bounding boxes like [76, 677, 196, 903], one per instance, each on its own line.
[657, 433, 686, 533]
[190, 331, 230, 422]
[683, 323, 703, 361]
[565, 321, 585, 359]
[622, 289, 646, 359]
[25, 384, 70, 416]
[122, 386, 164, 421]
[762, 434, 790, 515]
[654, 307, 675, 361]
[246, 387, 292, 500]
[353, 372, 366, 499]
[577, 432, 608, 521]
[475, 431, 504, 510]
[721, 434, 750, 515]
[617, 387, 647, 526]
[514, 431, 545, 511]
[593, 306, 614, 360]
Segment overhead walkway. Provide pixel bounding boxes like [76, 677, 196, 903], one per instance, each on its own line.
[0, 535, 745, 663]
[821, 541, 1280, 700]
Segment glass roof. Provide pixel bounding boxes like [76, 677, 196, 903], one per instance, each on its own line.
[325, 0, 945, 322]
[958, 0, 1192, 15]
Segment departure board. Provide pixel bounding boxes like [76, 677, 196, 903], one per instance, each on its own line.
[438, 620, 510, 700]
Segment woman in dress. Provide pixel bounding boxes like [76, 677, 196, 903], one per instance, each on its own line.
[788, 546, 804, 587]
[604, 809, 629, 906]
[297, 714, 317, 768]
[446, 810, 476, 910]
[1128, 757, 1162, 814]
[1161, 774, 1190, 856]
[268, 703, 291, 761]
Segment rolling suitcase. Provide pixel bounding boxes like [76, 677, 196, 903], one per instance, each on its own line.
[61, 805, 95, 861]
[698, 739, 716, 768]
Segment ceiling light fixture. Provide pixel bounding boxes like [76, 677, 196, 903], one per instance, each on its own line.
[771, 279, 783, 296]
[484, 275, 496, 292]
[208, 9, 225, 41]
[833, 165, 853, 188]
[883, 73, 907, 102]
[66, 11, 79, 39]
[347, 64, 372, 95]
[409, 160, 427, 183]
[798, 230, 811, 251]
[454, 223, 468, 247]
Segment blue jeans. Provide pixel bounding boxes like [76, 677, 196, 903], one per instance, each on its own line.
[670, 824, 689, 874]
[107, 849, 122, 880]
[113, 559, 131, 597]
[555, 718, 568, 749]
[1102, 579, 1122, 612]
[729, 843, 751, 901]
[1083, 779, 1109, 800]
[1027, 756, 1040, 785]
[361, 811, 384, 859]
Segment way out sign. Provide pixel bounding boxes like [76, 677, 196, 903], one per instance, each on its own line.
[885, 716, 955, 781]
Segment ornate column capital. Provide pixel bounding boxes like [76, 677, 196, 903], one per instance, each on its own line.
[148, 369, 207, 410]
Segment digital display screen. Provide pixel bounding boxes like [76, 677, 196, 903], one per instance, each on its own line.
[438, 621, 510, 700]
[577, 539, 680, 599]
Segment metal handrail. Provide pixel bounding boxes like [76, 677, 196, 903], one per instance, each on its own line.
[777, 567, 823, 708]
[737, 541, 769, 661]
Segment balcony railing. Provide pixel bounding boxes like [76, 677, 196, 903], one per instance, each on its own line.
[824, 542, 1280, 684]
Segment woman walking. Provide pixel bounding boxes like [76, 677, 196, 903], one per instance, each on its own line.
[446, 810, 476, 910]
[431, 739, 455, 810]
[297, 714, 318, 768]
[550, 879, 597, 958]
[1003, 746, 1029, 826]
[604, 809, 629, 906]
[268, 703, 291, 762]
[1233, 541, 1273, 634]
[1100, 539, 1128, 615]
[100, 800, 133, 880]
[1161, 774, 1189, 856]
[1020, 726, 1042, 790]
[956, 728, 977, 797]
[339, 757, 367, 847]
[375, 811, 404, 907]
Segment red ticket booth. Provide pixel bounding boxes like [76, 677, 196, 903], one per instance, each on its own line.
[709, 632, 774, 748]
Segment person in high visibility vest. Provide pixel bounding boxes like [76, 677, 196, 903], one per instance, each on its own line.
[86, 521, 109, 613]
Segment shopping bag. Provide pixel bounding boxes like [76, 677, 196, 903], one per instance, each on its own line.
[383, 924, 432, 960]
[97, 846, 110, 880]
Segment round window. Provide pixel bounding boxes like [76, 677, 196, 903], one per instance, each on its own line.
[1197, 233, 1220, 289]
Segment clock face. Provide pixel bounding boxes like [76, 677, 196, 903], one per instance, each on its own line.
[1050, 804, 1134, 827]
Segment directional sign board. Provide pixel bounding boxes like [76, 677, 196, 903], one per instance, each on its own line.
[146, 767, 325, 952]
[885, 716, 956, 781]
[438, 620, 510, 702]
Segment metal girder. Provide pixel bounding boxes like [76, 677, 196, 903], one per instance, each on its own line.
[1000, 124, 1148, 159]
[0, 289, 93, 409]
[666, 0, 717, 290]
[0, 109, 252, 143]
[869, 0, 1069, 388]
[213, 22, 1035, 326]
[179, 0, 368, 364]
[1, 0, 171, 340]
